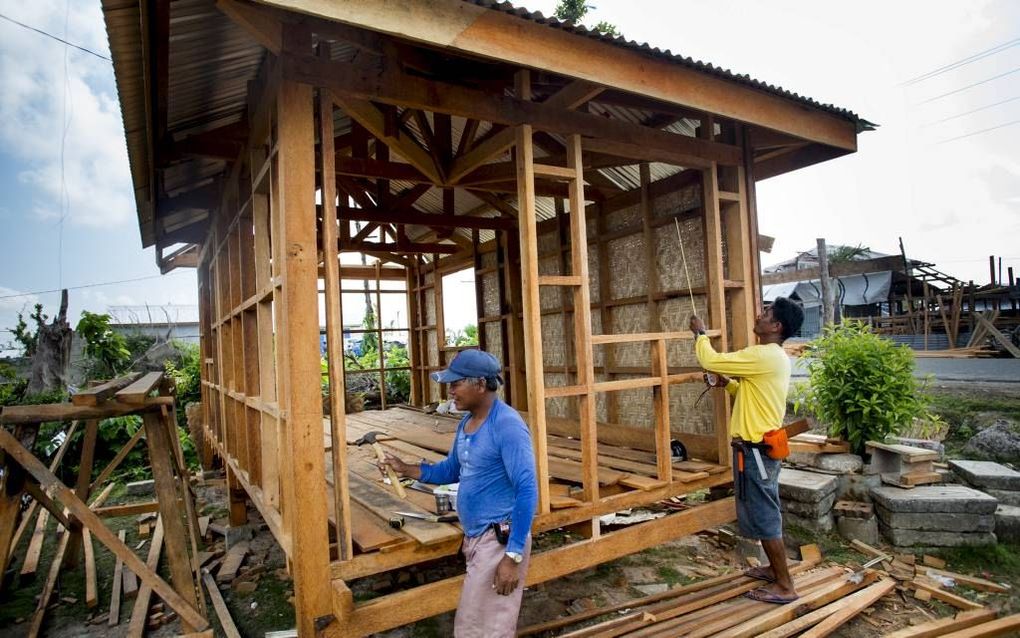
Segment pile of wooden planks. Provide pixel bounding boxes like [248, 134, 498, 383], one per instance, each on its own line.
[866, 440, 941, 488]
[518, 557, 900, 638]
[788, 433, 851, 455]
[849, 540, 1013, 622]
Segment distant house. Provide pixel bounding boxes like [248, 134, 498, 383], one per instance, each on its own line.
[106, 304, 201, 343]
[762, 247, 932, 337]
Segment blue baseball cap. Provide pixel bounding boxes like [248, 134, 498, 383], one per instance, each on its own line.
[431, 349, 503, 384]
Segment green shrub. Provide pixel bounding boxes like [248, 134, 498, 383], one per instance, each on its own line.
[797, 320, 929, 455]
[76, 311, 131, 380]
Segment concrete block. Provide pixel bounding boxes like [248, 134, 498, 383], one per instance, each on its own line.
[782, 491, 836, 518]
[787, 452, 816, 467]
[779, 468, 838, 504]
[126, 479, 155, 496]
[949, 460, 1020, 491]
[839, 473, 882, 501]
[813, 454, 864, 474]
[986, 489, 1020, 507]
[225, 524, 254, 548]
[735, 536, 768, 565]
[995, 505, 1020, 543]
[870, 485, 998, 515]
[783, 510, 834, 534]
[838, 515, 880, 546]
[875, 506, 995, 533]
[878, 523, 996, 548]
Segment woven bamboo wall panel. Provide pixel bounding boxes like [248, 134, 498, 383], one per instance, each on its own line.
[656, 216, 706, 291]
[607, 234, 648, 300]
[481, 272, 500, 317]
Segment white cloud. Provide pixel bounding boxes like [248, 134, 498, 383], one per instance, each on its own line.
[0, 1, 134, 228]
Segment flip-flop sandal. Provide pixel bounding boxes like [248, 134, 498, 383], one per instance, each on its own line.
[745, 587, 799, 604]
[743, 566, 776, 582]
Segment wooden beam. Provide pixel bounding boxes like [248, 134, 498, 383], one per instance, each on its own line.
[0, 428, 208, 631]
[0, 397, 173, 425]
[216, 0, 283, 53]
[269, 0, 859, 149]
[335, 156, 429, 182]
[285, 56, 743, 169]
[108, 529, 126, 626]
[71, 373, 143, 406]
[22, 482, 71, 529]
[338, 206, 515, 231]
[114, 372, 164, 404]
[320, 89, 354, 562]
[127, 517, 165, 637]
[332, 94, 443, 185]
[343, 240, 461, 255]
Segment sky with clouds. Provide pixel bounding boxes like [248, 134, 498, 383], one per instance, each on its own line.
[0, 0, 1017, 350]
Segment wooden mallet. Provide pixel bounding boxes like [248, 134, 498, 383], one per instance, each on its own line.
[354, 431, 407, 499]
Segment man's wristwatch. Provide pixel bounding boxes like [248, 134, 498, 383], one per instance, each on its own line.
[505, 551, 523, 564]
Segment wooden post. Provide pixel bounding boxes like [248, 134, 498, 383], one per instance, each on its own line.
[320, 88, 353, 561]
[0, 424, 39, 586]
[276, 73, 333, 634]
[923, 281, 930, 350]
[64, 418, 99, 567]
[566, 134, 598, 507]
[701, 159, 731, 467]
[817, 238, 834, 328]
[514, 69, 550, 514]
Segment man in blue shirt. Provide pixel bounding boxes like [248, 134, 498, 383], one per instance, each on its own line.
[382, 349, 538, 637]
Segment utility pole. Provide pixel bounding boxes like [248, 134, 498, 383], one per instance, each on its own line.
[817, 238, 834, 327]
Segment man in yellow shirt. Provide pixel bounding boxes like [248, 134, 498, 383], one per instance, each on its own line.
[690, 297, 804, 604]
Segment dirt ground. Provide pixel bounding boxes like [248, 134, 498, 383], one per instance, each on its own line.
[2, 381, 1018, 636]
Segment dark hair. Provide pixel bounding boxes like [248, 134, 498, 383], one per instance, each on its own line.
[771, 297, 805, 341]
[484, 376, 501, 392]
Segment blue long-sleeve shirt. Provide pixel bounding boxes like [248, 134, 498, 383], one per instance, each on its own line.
[419, 399, 538, 555]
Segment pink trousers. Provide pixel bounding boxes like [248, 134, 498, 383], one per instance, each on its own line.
[453, 529, 532, 638]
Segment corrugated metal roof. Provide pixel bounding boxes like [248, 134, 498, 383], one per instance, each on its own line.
[463, 0, 874, 132]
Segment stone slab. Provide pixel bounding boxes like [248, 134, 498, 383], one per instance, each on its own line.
[839, 473, 883, 502]
[779, 468, 838, 504]
[814, 453, 864, 474]
[949, 460, 1020, 491]
[878, 523, 996, 548]
[838, 515, 880, 546]
[783, 510, 834, 534]
[870, 484, 998, 515]
[875, 505, 995, 533]
[995, 505, 1020, 543]
[782, 491, 836, 518]
[986, 489, 1020, 507]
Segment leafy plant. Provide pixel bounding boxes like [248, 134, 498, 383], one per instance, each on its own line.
[6, 303, 46, 355]
[827, 243, 871, 264]
[797, 320, 930, 455]
[553, 0, 618, 35]
[76, 311, 131, 380]
[447, 324, 479, 347]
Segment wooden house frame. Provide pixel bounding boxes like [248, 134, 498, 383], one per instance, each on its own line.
[102, 1, 869, 634]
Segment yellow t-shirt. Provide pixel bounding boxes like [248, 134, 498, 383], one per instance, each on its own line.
[694, 335, 790, 443]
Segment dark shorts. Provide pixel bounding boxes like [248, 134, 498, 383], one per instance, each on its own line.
[732, 444, 783, 540]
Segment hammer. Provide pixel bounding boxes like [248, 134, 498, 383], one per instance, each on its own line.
[354, 431, 407, 499]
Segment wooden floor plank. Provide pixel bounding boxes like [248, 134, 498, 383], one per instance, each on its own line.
[347, 473, 460, 547]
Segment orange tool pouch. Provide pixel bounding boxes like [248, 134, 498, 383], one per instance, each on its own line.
[762, 428, 790, 460]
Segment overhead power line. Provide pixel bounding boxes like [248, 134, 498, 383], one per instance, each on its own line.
[938, 119, 1020, 144]
[901, 38, 1020, 86]
[918, 67, 1020, 104]
[0, 12, 111, 62]
[0, 271, 189, 301]
[926, 96, 1020, 125]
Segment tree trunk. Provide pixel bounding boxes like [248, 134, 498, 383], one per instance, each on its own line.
[26, 289, 72, 395]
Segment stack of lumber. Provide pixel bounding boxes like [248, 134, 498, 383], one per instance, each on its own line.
[866, 441, 940, 488]
[522, 563, 897, 637]
[789, 433, 850, 455]
[912, 346, 996, 359]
